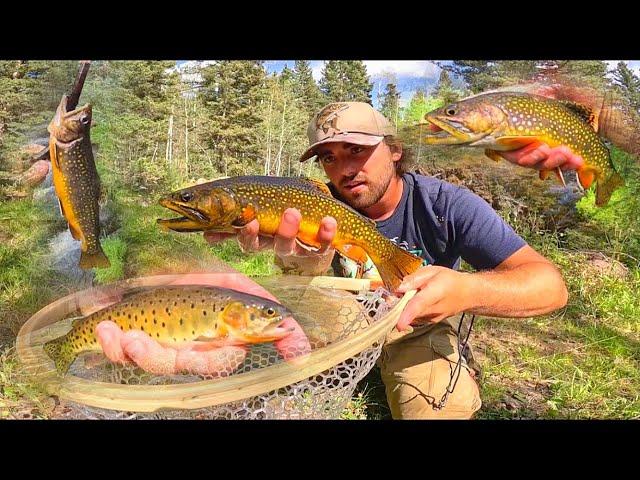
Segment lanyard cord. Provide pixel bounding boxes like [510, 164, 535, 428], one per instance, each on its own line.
[433, 312, 476, 410]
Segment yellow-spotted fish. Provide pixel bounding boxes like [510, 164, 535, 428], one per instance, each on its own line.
[43, 285, 293, 375]
[157, 176, 423, 291]
[48, 94, 110, 269]
[416, 92, 625, 206]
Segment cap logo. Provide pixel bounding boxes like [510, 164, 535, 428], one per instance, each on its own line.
[316, 103, 349, 135]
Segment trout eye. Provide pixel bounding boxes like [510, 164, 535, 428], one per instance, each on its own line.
[446, 107, 457, 116]
[80, 115, 90, 125]
[266, 307, 276, 317]
[180, 191, 194, 202]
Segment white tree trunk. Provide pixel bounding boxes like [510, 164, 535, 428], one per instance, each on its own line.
[264, 87, 274, 175]
[275, 97, 287, 176]
[166, 113, 174, 167]
[184, 97, 189, 176]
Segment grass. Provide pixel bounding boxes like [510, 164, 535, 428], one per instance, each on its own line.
[94, 236, 128, 284]
[1, 140, 639, 420]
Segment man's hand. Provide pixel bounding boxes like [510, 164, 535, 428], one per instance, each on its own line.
[94, 273, 312, 375]
[500, 142, 584, 172]
[395, 266, 472, 331]
[395, 246, 569, 331]
[204, 208, 338, 275]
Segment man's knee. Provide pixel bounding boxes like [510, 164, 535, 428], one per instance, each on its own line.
[380, 324, 481, 420]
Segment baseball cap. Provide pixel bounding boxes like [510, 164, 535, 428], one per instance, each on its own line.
[299, 102, 396, 161]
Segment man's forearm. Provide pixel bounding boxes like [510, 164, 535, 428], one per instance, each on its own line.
[464, 262, 568, 317]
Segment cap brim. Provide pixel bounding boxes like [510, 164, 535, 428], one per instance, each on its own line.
[299, 132, 384, 162]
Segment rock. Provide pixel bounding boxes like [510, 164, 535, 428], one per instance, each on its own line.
[40, 167, 53, 189]
[17, 160, 50, 187]
[99, 198, 120, 236]
[30, 136, 51, 148]
[21, 144, 48, 157]
[33, 186, 59, 212]
[46, 230, 95, 287]
[585, 252, 629, 280]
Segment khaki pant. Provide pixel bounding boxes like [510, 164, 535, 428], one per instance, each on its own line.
[378, 315, 482, 420]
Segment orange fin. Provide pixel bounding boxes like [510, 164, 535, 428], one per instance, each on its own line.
[191, 338, 244, 350]
[485, 149, 504, 162]
[539, 168, 566, 186]
[335, 244, 369, 264]
[232, 204, 256, 227]
[495, 136, 539, 149]
[372, 245, 424, 292]
[577, 167, 597, 189]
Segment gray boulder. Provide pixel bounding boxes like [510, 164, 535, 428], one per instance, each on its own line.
[46, 230, 95, 287]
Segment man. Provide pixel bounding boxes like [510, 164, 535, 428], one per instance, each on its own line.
[99, 102, 577, 419]
[204, 102, 574, 419]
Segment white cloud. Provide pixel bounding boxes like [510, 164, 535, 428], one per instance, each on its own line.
[604, 60, 640, 79]
[364, 61, 441, 79]
[311, 61, 324, 82]
[308, 60, 441, 83]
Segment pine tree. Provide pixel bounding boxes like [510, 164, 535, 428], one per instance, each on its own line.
[380, 82, 401, 129]
[445, 61, 499, 93]
[199, 61, 267, 176]
[432, 70, 461, 105]
[108, 61, 180, 119]
[611, 61, 640, 112]
[320, 61, 373, 104]
[280, 66, 294, 84]
[401, 89, 443, 125]
[536, 60, 608, 88]
[292, 60, 323, 115]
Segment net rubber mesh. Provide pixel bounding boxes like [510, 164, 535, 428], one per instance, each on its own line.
[31, 281, 395, 420]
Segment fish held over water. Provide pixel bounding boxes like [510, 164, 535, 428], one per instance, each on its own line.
[157, 176, 423, 291]
[48, 94, 110, 269]
[43, 285, 293, 375]
[413, 91, 625, 207]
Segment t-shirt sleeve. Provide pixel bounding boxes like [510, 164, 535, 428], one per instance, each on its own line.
[448, 186, 527, 270]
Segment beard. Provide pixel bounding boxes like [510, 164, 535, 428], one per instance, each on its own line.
[337, 159, 395, 211]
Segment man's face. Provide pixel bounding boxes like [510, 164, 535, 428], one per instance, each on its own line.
[315, 140, 402, 210]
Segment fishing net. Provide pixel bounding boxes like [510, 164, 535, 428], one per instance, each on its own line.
[16, 274, 411, 419]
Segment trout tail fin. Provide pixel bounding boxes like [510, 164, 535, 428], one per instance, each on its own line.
[373, 244, 424, 292]
[43, 336, 76, 375]
[595, 171, 625, 207]
[79, 246, 111, 270]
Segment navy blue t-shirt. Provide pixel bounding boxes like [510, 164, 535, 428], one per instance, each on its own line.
[330, 172, 526, 276]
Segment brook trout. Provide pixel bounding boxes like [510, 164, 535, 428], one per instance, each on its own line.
[48, 94, 110, 268]
[417, 92, 625, 206]
[157, 176, 423, 291]
[43, 285, 293, 375]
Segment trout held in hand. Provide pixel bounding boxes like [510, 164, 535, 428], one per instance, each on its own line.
[43, 285, 293, 375]
[414, 92, 625, 206]
[157, 176, 423, 291]
[48, 95, 110, 269]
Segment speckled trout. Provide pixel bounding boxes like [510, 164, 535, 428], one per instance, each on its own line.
[43, 285, 293, 374]
[417, 92, 625, 206]
[157, 176, 423, 291]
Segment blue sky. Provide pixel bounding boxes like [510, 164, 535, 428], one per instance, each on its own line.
[176, 60, 640, 109]
[263, 60, 446, 108]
